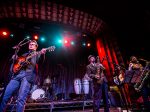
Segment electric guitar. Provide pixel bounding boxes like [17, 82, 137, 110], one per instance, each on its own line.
[12, 46, 55, 74]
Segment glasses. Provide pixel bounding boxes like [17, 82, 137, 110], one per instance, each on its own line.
[29, 44, 36, 46]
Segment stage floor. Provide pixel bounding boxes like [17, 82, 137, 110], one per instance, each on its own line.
[5, 99, 141, 112]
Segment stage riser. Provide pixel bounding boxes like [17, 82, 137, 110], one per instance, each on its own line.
[5, 100, 123, 112]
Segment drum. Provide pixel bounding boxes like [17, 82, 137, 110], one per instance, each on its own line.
[31, 89, 45, 100]
[82, 78, 89, 94]
[74, 78, 81, 94]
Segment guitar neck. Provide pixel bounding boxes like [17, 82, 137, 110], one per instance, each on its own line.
[27, 51, 42, 60]
[27, 46, 55, 60]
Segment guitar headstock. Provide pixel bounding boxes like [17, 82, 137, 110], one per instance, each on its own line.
[47, 46, 55, 52]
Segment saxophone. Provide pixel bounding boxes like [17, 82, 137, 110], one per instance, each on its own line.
[95, 56, 105, 84]
[134, 62, 150, 91]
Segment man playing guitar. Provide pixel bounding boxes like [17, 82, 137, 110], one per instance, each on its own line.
[0, 40, 48, 112]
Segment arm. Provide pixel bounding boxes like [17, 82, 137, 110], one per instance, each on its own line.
[99, 63, 105, 70]
[86, 66, 95, 79]
[35, 48, 47, 63]
[11, 54, 18, 60]
[129, 62, 142, 70]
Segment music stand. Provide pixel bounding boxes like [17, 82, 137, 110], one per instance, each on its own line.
[124, 70, 141, 84]
[124, 69, 142, 111]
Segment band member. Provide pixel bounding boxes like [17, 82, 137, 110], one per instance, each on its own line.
[125, 56, 150, 110]
[0, 40, 47, 112]
[134, 61, 150, 111]
[85, 55, 109, 112]
[113, 64, 131, 108]
[128, 56, 143, 71]
[141, 62, 150, 111]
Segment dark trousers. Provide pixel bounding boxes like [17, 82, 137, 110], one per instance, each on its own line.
[0, 71, 31, 112]
[93, 81, 110, 112]
[141, 86, 150, 111]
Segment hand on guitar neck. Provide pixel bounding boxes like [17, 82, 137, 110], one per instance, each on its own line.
[40, 48, 47, 54]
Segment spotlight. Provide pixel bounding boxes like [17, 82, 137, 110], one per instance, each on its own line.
[26, 36, 30, 39]
[40, 37, 46, 42]
[58, 39, 62, 43]
[87, 43, 91, 47]
[2, 31, 7, 36]
[82, 42, 86, 46]
[71, 41, 75, 45]
[64, 40, 68, 44]
[10, 34, 14, 38]
[34, 35, 38, 40]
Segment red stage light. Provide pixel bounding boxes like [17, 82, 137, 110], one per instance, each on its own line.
[2, 31, 7, 36]
[87, 43, 91, 47]
[34, 35, 38, 40]
[64, 40, 68, 43]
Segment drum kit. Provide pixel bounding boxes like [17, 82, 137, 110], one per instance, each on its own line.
[29, 76, 52, 102]
[29, 77, 90, 102]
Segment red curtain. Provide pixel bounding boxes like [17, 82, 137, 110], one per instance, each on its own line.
[96, 35, 124, 84]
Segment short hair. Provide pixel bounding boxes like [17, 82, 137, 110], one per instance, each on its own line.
[130, 56, 137, 61]
[29, 40, 38, 47]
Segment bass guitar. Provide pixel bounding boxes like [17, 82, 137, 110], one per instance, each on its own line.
[12, 46, 55, 74]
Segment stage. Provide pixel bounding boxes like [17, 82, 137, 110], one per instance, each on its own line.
[5, 99, 143, 112]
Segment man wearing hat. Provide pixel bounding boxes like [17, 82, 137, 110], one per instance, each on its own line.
[85, 55, 109, 112]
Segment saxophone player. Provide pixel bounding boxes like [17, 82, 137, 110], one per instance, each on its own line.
[126, 56, 150, 111]
[85, 55, 109, 112]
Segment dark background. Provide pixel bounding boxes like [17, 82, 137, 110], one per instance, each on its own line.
[51, 0, 150, 61]
[0, 0, 149, 61]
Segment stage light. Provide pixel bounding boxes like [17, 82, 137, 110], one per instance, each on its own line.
[2, 31, 7, 36]
[26, 36, 30, 39]
[71, 41, 75, 45]
[10, 34, 14, 38]
[82, 33, 87, 37]
[64, 40, 68, 43]
[82, 42, 86, 46]
[87, 43, 91, 47]
[0, 30, 9, 38]
[58, 39, 62, 43]
[55, 39, 63, 47]
[34, 35, 38, 40]
[40, 37, 46, 42]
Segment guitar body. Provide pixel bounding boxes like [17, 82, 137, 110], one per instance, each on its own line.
[12, 56, 28, 74]
[12, 45, 55, 74]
